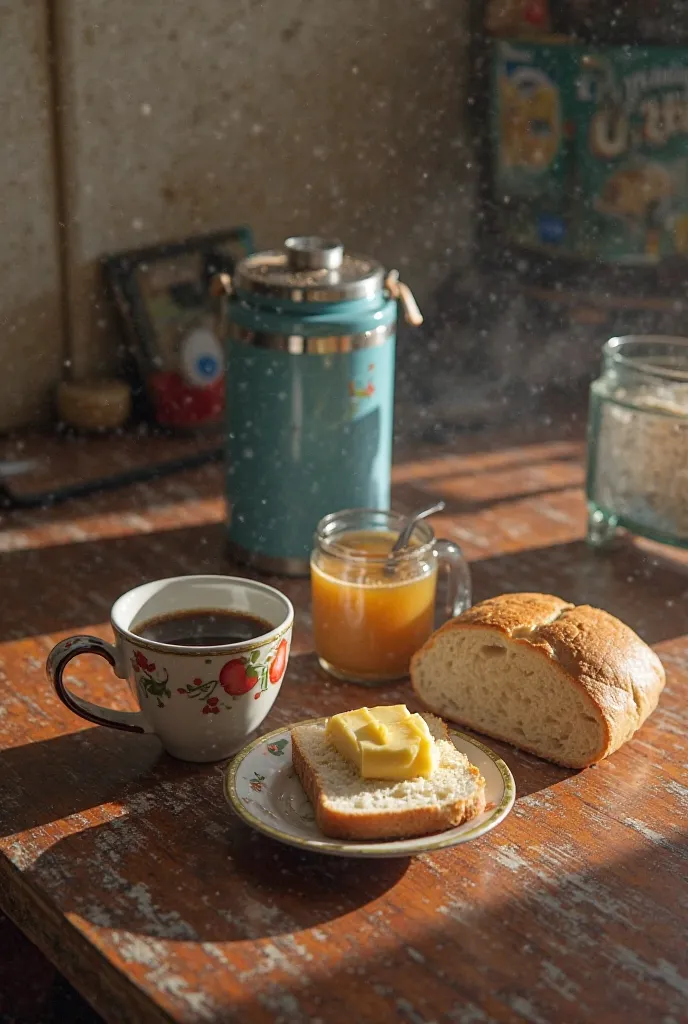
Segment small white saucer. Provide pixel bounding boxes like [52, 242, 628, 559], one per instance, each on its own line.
[224, 718, 515, 858]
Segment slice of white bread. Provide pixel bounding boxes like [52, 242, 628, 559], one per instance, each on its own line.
[291, 713, 486, 841]
[411, 593, 665, 769]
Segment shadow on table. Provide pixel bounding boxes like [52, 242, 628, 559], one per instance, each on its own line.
[0, 726, 199, 836]
[0, 521, 311, 644]
[24, 805, 410, 941]
[13, 740, 582, 944]
[219, 839, 688, 1022]
[471, 538, 688, 646]
[0, 522, 231, 642]
[0, 651, 407, 940]
[21, 824, 688, 1022]
[393, 480, 581, 519]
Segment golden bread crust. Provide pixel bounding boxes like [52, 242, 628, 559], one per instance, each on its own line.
[410, 593, 665, 767]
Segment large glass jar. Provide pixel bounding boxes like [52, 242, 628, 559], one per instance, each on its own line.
[587, 336, 688, 549]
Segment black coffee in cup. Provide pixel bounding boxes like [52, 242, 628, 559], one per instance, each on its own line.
[135, 609, 272, 647]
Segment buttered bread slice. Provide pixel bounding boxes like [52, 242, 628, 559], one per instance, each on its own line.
[291, 713, 486, 841]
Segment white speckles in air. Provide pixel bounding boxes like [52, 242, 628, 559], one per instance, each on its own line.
[132, 217, 144, 231]
[140, 103, 152, 116]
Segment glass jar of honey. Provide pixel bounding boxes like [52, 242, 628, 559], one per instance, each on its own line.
[311, 509, 471, 685]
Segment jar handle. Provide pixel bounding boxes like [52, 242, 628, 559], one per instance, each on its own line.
[434, 538, 472, 623]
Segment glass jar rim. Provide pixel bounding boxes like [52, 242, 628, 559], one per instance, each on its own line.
[315, 508, 436, 563]
[606, 335, 688, 384]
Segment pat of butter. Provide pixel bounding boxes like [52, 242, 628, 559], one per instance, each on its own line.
[325, 704, 438, 780]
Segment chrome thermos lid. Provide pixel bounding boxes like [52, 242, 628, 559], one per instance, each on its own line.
[233, 236, 386, 304]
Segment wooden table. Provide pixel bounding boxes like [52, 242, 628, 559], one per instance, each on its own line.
[0, 432, 686, 1024]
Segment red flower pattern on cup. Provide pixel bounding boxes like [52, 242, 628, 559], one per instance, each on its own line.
[137, 634, 288, 714]
[219, 659, 258, 696]
[134, 650, 156, 673]
[131, 650, 168, 708]
[269, 638, 288, 684]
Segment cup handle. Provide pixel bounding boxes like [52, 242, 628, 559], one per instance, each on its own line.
[46, 636, 149, 734]
[434, 538, 472, 623]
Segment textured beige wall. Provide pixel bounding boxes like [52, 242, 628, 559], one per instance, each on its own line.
[56, 0, 472, 378]
[0, 3, 62, 430]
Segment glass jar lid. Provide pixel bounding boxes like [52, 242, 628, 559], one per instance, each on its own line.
[233, 236, 385, 303]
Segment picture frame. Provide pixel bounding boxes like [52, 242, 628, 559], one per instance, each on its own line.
[103, 226, 253, 429]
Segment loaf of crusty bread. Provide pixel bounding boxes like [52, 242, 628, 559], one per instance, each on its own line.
[291, 713, 486, 841]
[410, 593, 665, 769]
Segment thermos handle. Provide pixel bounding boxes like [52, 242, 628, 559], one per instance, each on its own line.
[210, 272, 233, 342]
[434, 539, 472, 623]
[208, 224, 253, 338]
[386, 270, 423, 326]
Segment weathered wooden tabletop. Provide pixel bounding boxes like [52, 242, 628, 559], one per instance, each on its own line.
[0, 432, 686, 1024]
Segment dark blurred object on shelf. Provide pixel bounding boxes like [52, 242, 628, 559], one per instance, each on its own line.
[558, 0, 688, 45]
[0, 428, 221, 510]
[103, 226, 253, 431]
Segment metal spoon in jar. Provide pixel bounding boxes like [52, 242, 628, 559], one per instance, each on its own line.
[385, 500, 446, 574]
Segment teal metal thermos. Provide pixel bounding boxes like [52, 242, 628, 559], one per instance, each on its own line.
[220, 236, 422, 576]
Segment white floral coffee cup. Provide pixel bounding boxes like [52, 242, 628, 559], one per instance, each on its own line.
[46, 575, 293, 762]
